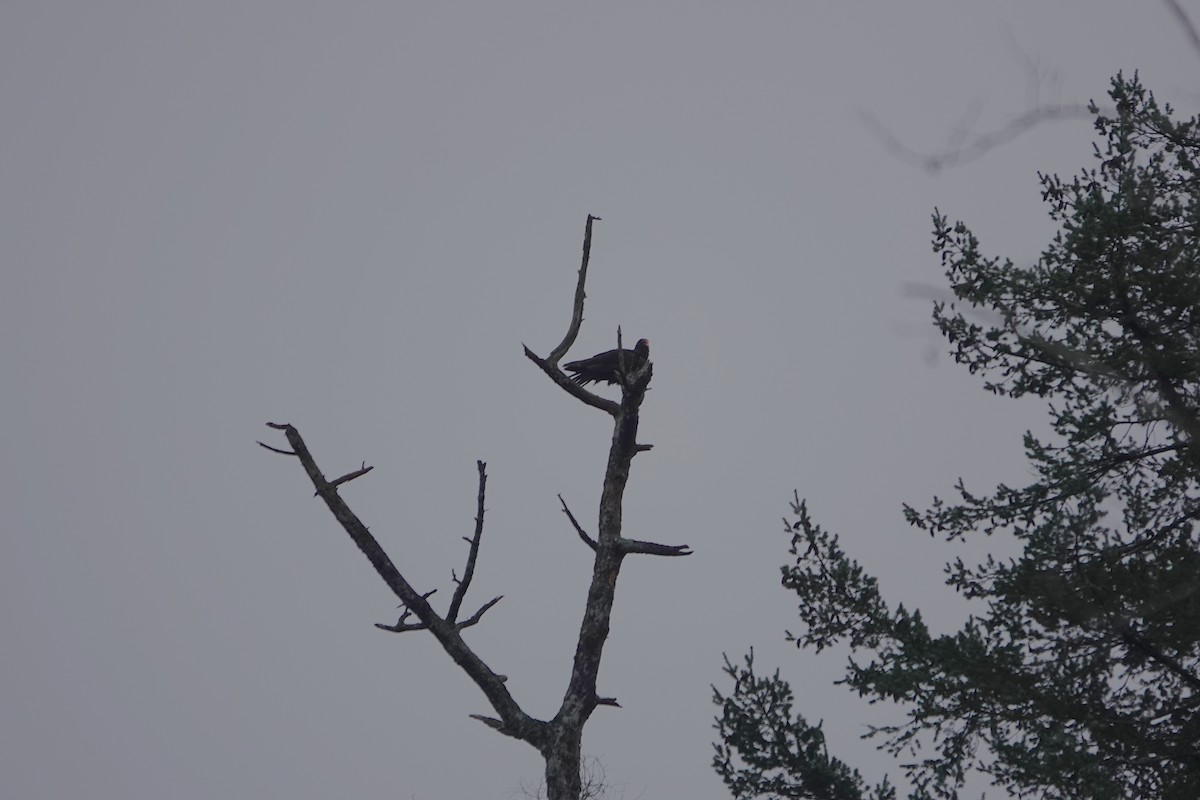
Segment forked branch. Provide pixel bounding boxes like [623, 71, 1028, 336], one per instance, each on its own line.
[261, 421, 544, 747]
[522, 214, 624, 416]
[447, 460, 490, 624]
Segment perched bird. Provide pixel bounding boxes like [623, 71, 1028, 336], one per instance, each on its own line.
[564, 339, 650, 385]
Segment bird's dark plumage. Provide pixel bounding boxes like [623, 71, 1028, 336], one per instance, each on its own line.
[564, 339, 650, 385]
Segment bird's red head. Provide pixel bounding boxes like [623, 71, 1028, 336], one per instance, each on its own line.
[635, 338, 650, 357]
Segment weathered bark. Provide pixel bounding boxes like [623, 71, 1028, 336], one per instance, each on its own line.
[542, 725, 584, 800]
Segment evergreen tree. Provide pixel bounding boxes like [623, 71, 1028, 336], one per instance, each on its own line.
[714, 73, 1200, 800]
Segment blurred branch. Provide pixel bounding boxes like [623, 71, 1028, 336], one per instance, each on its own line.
[860, 103, 1090, 173]
[860, 33, 1097, 172]
[1163, 0, 1200, 59]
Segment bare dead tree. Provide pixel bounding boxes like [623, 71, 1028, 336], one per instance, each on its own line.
[259, 215, 690, 800]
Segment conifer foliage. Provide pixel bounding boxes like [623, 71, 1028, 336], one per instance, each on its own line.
[715, 74, 1200, 800]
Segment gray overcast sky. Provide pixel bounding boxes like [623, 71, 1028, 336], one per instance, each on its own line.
[3, 3, 1197, 798]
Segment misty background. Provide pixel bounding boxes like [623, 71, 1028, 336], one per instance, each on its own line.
[3, 3, 1198, 798]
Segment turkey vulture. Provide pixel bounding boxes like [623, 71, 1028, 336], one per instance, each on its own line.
[564, 339, 650, 385]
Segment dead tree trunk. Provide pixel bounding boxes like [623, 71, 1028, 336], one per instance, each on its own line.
[260, 215, 689, 800]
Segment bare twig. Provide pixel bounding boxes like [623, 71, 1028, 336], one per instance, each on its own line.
[257, 440, 296, 456]
[328, 462, 373, 490]
[548, 214, 600, 365]
[616, 327, 627, 385]
[448, 461, 488, 624]
[619, 537, 693, 557]
[376, 617, 427, 632]
[559, 494, 598, 551]
[380, 594, 502, 633]
[470, 714, 507, 732]
[457, 595, 504, 629]
[376, 589, 439, 633]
